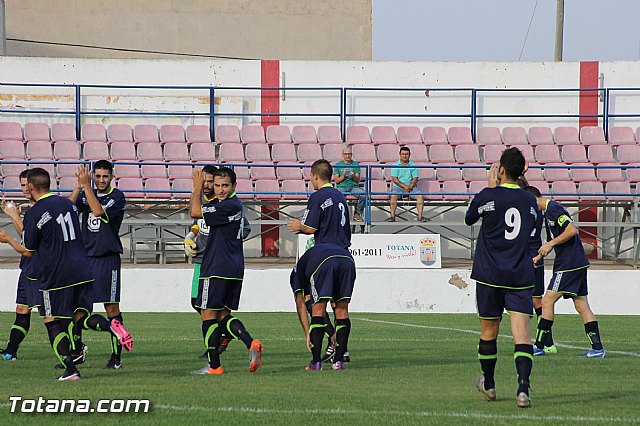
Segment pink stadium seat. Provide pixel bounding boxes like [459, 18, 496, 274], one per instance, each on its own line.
[254, 179, 280, 200]
[370, 180, 390, 200]
[416, 179, 442, 200]
[218, 143, 245, 163]
[561, 145, 588, 163]
[352, 144, 377, 162]
[297, 144, 322, 163]
[215, 125, 241, 144]
[0, 140, 25, 159]
[1, 162, 27, 177]
[346, 126, 371, 145]
[136, 142, 163, 161]
[429, 145, 454, 163]
[570, 164, 597, 182]
[245, 143, 271, 163]
[58, 177, 77, 193]
[608, 126, 635, 146]
[580, 126, 605, 146]
[371, 126, 397, 145]
[377, 144, 399, 163]
[396, 126, 422, 144]
[468, 180, 487, 195]
[317, 126, 342, 144]
[145, 178, 171, 199]
[502, 127, 528, 145]
[454, 145, 481, 163]
[605, 181, 633, 201]
[186, 125, 211, 144]
[82, 141, 109, 161]
[250, 166, 277, 180]
[447, 127, 473, 145]
[171, 178, 192, 200]
[51, 123, 76, 142]
[627, 164, 640, 182]
[616, 145, 640, 164]
[322, 144, 343, 162]
[56, 163, 80, 178]
[107, 124, 133, 143]
[596, 163, 625, 182]
[53, 141, 80, 160]
[476, 127, 502, 146]
[291, 125, 317, 145]
[0, 122, 23, 141]
[233, 166, 251, 180]
[361, 163, 384, 181]
[587, 145, 615, 164]
[110, 142, 137, 161]
[281, 180, 307, 200]
[30, 161, 55, 177]
[482, 144, 506, 164]
[114, 164, 141, 179]
[534, 145, 561, 164]
[24, 123, 50, 142]
[189, 143, 216, 162]
[160, 125, 186, 144]
[234, 179, 254, 200]
[167, 164, 193, 180]
[266, 125, 292, 144]
[301, 162, 314, 181]
[528, 127, 554, 146]
[241, 125, 266, 144]
[141, 164, 167, 179]
[436, 163, 461, 181]
[462, 163, 487, 181]
[554, 126, 580, 146]
[422, 127, 447, 145]
[404, 144, 429, 162]
[26, 140, 53, 160]
[134, 124, 159, 143]
[2, 176, 22, 196]
[414, 163, 435, 181]
[543, 163, 571, 182]
[524, 164, 544, 181]
[528, 180, 550, 195]
[163, 143, 190, 162]
[442, 180, 469, 201]
[578, 181, 605, 201]
[81, 124, 106, 142]
[276, 165, 303, 181]
[551, 181, 577, 201]
[518, 145, 535, 162]
[271, 144, 297, 163]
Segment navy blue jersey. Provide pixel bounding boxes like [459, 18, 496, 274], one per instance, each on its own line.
[19, 251, 41, 280]
[199, 193, 244, 280]
[544, 200, 589, 272]
[290, 243, 354, 295]
[465, 184, 538, 289]
[22, 193, 94, 291]
[76, 187, 125, 257]
[301, 184, 351, 249]
[529, 209, 543, 258]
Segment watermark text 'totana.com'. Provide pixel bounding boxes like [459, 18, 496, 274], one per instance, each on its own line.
[9, 396, 150, 413]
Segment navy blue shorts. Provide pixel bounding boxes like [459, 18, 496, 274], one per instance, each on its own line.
[310, 256, 356, 304]
[87, 255, 121, 304]
[195, 278, 243, 311]
[476, 283, 534, 319]
[15, 272, 43, 308]
[533, 265, 545, 298]
[548, 267, 588, 298]
[39, 282, 94, 319]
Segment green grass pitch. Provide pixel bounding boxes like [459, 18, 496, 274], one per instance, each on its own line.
[0, 312, 639, 425]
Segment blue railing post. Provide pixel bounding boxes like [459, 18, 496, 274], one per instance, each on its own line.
[365, 164, 372, 228]
[471, 89, 477, 141]
[603, 88, 609, 141]
[340, 87, 345, 141]
[209, 87, 215, 142]
[75, 85, 81, 140]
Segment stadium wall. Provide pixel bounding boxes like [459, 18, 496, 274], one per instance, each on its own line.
[1, 267, 638, 314]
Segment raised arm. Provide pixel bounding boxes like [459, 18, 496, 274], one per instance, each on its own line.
[190, 169, 204, 219]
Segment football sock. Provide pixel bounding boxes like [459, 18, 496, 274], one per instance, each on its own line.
[202, 319, 222, 369]
[334, 318, 351, 363]
[222, 315, 253, 349]
[309, 316, 325, 364]
[514, 344, 534, 395]
[478, 339, 497, 390]
[108, 314, 124, 360]
[305, 299, 313, 316]
[83, 314, 111, 332]
[535, 307, 542, 320]
[68, 321, 82, 353]
[535, 318, 554, 349]
[5, 313, 30, 355]
[584, 321, 603, 350]
[45, 320, 76, 372]
[324, 312, 335, 345]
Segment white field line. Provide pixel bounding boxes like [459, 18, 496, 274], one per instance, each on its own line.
[354, 317, 640, 357]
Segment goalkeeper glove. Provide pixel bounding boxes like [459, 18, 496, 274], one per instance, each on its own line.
[184, 231, 197, 257]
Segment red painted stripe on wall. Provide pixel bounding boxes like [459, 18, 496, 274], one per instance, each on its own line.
[578, 61, 599, 258]
[260, 60, 280, 257]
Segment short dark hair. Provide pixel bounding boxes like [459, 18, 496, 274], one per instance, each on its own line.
[400, 146, 411, 154]
[27, 168, 51, 191]
[19, 169, 29, 180]
[202, 165, 218, 175]
[93, 160, 113, 176]
[214, 166, 236, 184]
[311, 159, 333, 181]
[524, 185, 542, 198]
[499, 147, 526, 181]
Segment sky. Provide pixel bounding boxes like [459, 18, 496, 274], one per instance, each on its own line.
[373, 0, 640, 62]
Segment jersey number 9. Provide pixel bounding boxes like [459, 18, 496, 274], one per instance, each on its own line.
[504, 207, 521, 240]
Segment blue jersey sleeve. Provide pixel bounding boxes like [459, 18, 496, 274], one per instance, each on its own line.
[202, 199, 242, 228]
[548, 203, 572, 232]
[465, 189, 486, 226]
[22, 209, 40, 252]
[102, 191, 126, 224]
[301, 192, 321, 231]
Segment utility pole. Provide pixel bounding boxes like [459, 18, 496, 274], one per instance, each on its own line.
[554, 0, 564, 61]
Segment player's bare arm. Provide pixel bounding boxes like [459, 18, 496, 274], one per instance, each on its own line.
[287, 219, 315, 234]
[2, 199, 24, 234]
[189, 169, 204, 219]
[77, 165, 105, 217]
[0, 228, 31, 257]
[538, 221, 578, 257]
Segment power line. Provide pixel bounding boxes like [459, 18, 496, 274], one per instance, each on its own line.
[6, 37, 257, 61]
[519, 0, 539, 61]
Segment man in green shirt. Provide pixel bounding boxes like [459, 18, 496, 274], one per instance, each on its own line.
[333, 147, 365, 222]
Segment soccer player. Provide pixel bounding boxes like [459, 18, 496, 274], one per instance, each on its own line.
[526, 186, 605, 358]
[0, 170, 41, 360]
[189, 166, 263, 375]
[0, 168, 95, 380]
[69, 161, 133, 369]
[288, 159, 355, 370]
[465, 148, 538, 408]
